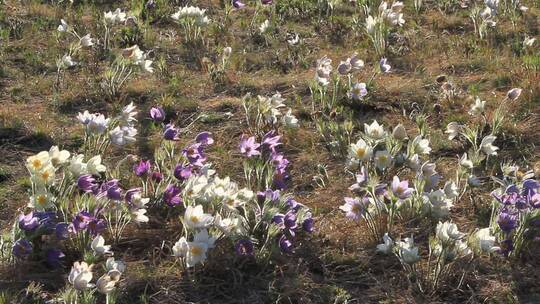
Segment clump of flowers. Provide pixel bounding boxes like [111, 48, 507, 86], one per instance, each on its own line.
[242, 91, 299, 135]
[489, 173, 539, 257]
[171, 5, 211, 43]
[363, 1, 405, 56]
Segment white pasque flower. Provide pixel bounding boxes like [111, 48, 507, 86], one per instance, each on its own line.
[29, 190, 53, 210]
[376, 233, 394, 254]
[49, 146, 70, 166]
[436, 221, 465, 243]
[86, 155, 106, 175]
[59, 54, 77, 69]
[26, 151, 51, 173]
[396, 236, 420, 265]
[480, 135, 498, 156]
[282, 109, 299, 128]
[445, 122, 461, 140]
[348, 138, 373, 165]
[392, 124, 407, 141]
[474, 228, 499, 253]
[104, 8, 127, 24]
[259, 19, 270, 34]
[443, 181, 459, 199]
[469, 97, 486, 115]
[57, 19, 68, 32]
[96, 269, 121, 294]
[109, 126, 138, 146]
[374, 150, 393, 170]
[91, 235, 112, 255]
[459, 153, 473, 169]
[349, 82, 367, 100]
[411, 135, 431, 155]
[173, 229, 215, 267]
[80, 34, 94, 47]
[184, 205, 214, 229]
[69, 154, 87, 176]
[87, 113, 110, 134]
[364, 120, 386, 139]
[68, 261, 94, 290]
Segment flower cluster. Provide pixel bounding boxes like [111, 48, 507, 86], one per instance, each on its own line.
[365, 1, 405, 55]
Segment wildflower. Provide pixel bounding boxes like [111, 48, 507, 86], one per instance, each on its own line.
[396, 236, 420, 265]
[149, 106, 165, 122]
[29, 191, 53, 210]
[349, 166, 369, 191]
[151, 171, 163, 182]
[468, 175, 481, 187]
[282, 109, 299, 128]
[60, 54, 77, 68]
[239, 136, 261, 157]
[411, 135, 431, 155]
[374, 150, 393, 170]
[119, 102, 138, 125]
[443, 181, 459, 199]
[392, 124, 407, 141]
[18, 212, 39, 231]
[348, 138, 373, 164]
[303, 217, 315, 232]
[391, 176, 414, 200]
[77, 110, 93, 125]
[26, 151, 51, 173]
[232, 0, 246, 9]
[57, 19, 68, 32]
[279, 235, 294, 253]
[497, 210, 518, 232]
[96, 270, 121, 294]
[364, 120, 386, 139]
[376, 233, 394, 254]
[32, 165, 55, 186]
[68, 261, 93, 290]
[12, 239, 33, 258]
[337, 59, 352, 75]
[445, 122, 461, 140]
[106, 257, 126, 273]
[55, 223, 70, 240]
[350, 52, 364, 70]
[315, 56, 332, 86]
[379, 58, 391, 73]
[109, 126, 138, 146]
[163, 124, 179, 140]
[86, 155, 106, 175]
[261, 0, 273, 4]
[350, 82, 368, 100]
[480, 135, 499, 156]
[80, 34, 94, 47]
[163, 184, 182, 206]
[77, 174, 98, 193]
[259, 19, 270, 34]
[104, 8, 127, 24]
[459, 153, 473, 169]
[340, 197, 369, 220]
[436, 221, 465, 243]
[506, 88, 522, 100]
[273, 210, 298, 235]
[469, 97, 486, 115]
[87, 114, 109, 134]
[133, 160, 151, 177]
[196, 132, 214, 146]
[235, 239, 254, 256]
[474, 228, 499, 253]
[91, 235, 112, 255]
[287, 33, 300, 46]
[184, 205, 213, 229]
[365, 15, 378, 35]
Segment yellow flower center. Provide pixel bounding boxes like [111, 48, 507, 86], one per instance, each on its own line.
[190, 216, 199, 224]
[37, 195, 47, 206]
[351, 204, 361, 213]
[356, 148, 366, 158]
[190, 245, 203, 256]
[32, 159, 42, 169]
[379, 155, 387, 162]
[41, 171, 50, 181]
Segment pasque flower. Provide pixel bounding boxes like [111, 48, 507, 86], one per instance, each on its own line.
[18, 212, 39, 231]
[163, 184, 182, 206]
[12, 239, 33, 258]
[133, 160, 151, 177]
[391, 176, 414, 200]
[149, 106, 165, 122]
[235, 239, 254, 256]
[239, 136, 261, 157]
[340, 197, 369, 220]
[163, 124, 179, 140]
[68, 261, 93, 290]
[77, 174, 98, 193]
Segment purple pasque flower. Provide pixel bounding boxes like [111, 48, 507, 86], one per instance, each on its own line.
[497, 210, 519, 233]
[286, 198, 302, 211]
[235, 239, 254, 256]
[529, 193, 540, 208]
[46, 248, 65, 268]
[100, 179, 123, 201]
[273, 210, 298, 235]
[163, 184, 182, 206]
[261, 131, 281, 152]
[195, 132, 214, 146]
[149, 106, 165, 123]
[174, 164, 193, 181]
[133, 160, 151, 177]
[271, 152, 289, 171]
[522, 179, 539, 195]
[493, 191, 519, 206]
[273, 169, 289, 190]
[151, 171, 163, 183]
[18, 212, 40, 231]
[55, 223, 70, 240]
[261, 0, 273, 4]
[349, 166, 368, 192]
[12, 239, 32, 258]
[257, 188, 280, 203]
[71, 211, 95, 232]
[87, 218, 107, 236]
[239, 135, 261, 157]
[391, 176, 414, 200]
[183, 143, 207, 167]
[232, 0, 246, 9]
[279, 235, 293, 253]
[340, 197, 369, 221]
[163, 124, 179, 140]
[77, 174, 98, 193]
[302, 217, 314, 233]
[374, 183, 388, 197]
